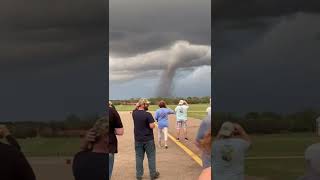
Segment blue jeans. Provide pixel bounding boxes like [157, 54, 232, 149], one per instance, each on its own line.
[109, 153, 114, 179]
[135, 140, 157, 178]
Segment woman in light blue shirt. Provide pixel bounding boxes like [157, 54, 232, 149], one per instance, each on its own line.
[155, 100, 175, 149]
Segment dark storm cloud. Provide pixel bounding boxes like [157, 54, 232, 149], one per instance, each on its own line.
[0, 0, 107, 71]
[110, 0, 211, 57]
[213, 0, 320, 19]
[0, 0, 107, 121]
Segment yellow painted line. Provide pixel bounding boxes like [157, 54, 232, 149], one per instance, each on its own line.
[155, 124, 203, 167]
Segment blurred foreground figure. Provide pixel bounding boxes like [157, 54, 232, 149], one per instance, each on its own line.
[198, 130, 212, 180]
[212, 122, 251, 180]
[196, 114, 212, 168]
[0, 125, 36, 180]
[298, 143, 320, 180]
[73, 118, 109, 180]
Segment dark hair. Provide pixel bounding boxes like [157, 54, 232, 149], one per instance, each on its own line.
[158, 100, 167, 108]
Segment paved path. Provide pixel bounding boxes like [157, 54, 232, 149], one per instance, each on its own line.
[112, 112, 203, 180]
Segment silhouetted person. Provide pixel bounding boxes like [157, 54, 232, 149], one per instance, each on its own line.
[0, 125, 36, 180]
[73, 118, 109, 180]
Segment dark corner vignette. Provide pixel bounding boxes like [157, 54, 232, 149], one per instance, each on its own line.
[109, 0, 211, 180]
[212, 0, 320, 180]
[0, 0, 109, 180]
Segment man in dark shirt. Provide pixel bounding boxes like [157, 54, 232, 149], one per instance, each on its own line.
[0, 125, 36, 180]
[108, 106, 124, 178]
[132, 98, 160, 180]
[73, 117, 109, 180]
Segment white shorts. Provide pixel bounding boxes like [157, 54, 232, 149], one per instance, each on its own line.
[176, 121, 187, 129]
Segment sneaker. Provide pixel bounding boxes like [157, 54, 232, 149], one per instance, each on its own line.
[151, 172, 160, 179]
[165, 145, 168, 149]
[185, 138, 189, 141]
[176, 137, 180, 141]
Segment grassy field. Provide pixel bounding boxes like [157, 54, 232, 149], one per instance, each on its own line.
[115, 103, 209, 119]
[2, 132, 318, 180]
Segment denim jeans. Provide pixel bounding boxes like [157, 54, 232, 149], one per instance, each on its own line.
[109, 153, 114, 179]
[135, 140, 157, 178]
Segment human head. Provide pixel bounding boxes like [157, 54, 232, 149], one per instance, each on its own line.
[108, 101, 112, 107]
[91, 117, 109, 147]
[178, 100, 184, 105]
[218, 122, 235, 138]
[158, 100, 167, 108]
[137, 98, 150, 110]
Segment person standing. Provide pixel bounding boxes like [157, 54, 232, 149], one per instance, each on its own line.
[0, 125, 36, 180]
[175, 100, 189, 141]
[73, 118, 109, 180]
[195, 114, 212, 169]
[155, 100, 175, 149]
[132, 98, 160, 180]
[80, 106, 123, 179]
[212, 122, 251, 180]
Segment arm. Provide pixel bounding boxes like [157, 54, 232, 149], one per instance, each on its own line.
[113, 109, 124, 135]
[147, 112, 156, 129]
[115, 128, 124, 136]
[234, 124, 251, 143]
[80, 129, 96, 151]
[154, 111, 159, 121]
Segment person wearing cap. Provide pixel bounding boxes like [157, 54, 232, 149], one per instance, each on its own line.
[297, 143, 320, 180]
[175, 100, 189, 141]
[132, 98, 160, 180]
[154, 100, 175, 149]
[73, 117, 110, 180]
[212, 122, 251, 180]
[0, 125, 36, 180]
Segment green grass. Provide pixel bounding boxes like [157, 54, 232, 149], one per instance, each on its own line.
[115, 103, 209, 119]
[245, 133, 320, 180]
[17, 137, 81, 156]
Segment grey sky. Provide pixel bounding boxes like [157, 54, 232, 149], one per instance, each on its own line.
[109, 0, 211, 99]
[213, 0, 320, 113]
[0, 0, 107, 121]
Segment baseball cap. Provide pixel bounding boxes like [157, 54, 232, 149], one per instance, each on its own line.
[218, 122, 235, 137]
[179, 100, 184, 105]
[137, 98, 150, 106]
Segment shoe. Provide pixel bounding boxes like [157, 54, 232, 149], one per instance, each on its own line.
[185, 138, 189, 141]
[151, 172, 160, 179]
[176, 137, 179, 141]
[165, 145, 168, 149]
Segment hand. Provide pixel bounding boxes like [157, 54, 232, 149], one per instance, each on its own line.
[233, 123, 245, 134]
[85, 128, 97, 142]
[0, 125, 10, 138]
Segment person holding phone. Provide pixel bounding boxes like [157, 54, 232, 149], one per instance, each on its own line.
[212, 122, 251, 180]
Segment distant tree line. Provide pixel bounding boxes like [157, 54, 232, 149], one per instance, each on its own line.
[2, 113, 102, 139]
[111, 96, 211, 105]
[213, 109, 319, 135]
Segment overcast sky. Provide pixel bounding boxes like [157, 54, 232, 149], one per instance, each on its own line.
[0, 0, 107, 121]
[109, 0, 211, 99]
[213, 0, 320, 113]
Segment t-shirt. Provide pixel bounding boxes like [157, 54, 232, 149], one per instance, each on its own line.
[132, 110, 155, 142]
[155, 108, 175, 129]
[175, 105, 189, 121]
[212, 138, 251, 180]
[0, 143, 36, 180]
[305, 143, 320, 174]
[108, 107, 123, 153]
[73, 151, 108, 180]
